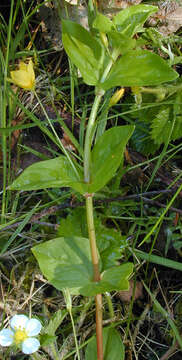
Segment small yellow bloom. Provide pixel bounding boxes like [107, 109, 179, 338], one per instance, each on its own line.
[109, 88, 125, 107]
[10, 59, 35, 90]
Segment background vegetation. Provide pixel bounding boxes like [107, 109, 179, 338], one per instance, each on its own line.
[0, 0, 182, 359]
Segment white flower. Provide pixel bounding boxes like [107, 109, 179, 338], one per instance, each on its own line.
[0, 314, 42, 354]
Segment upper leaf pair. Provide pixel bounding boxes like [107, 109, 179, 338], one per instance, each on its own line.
[62, 4, 178, 89]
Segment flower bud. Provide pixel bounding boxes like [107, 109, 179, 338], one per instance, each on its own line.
[109, 88, 125, 107]
[100, 32, 108, 48]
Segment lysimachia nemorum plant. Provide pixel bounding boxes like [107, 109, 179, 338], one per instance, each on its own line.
[9, 3, 178, 359]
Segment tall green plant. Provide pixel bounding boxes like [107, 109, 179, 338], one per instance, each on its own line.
[9, 4, 178, 359]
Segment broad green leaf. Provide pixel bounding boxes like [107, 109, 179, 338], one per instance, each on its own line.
[62, 19, 102, 85]
[32, 236, 94, 295]
[9, 156, 84, 192]
[57, 207, 127, 270]
[32, 236, 133, 296]
[86, 327, 125, 360]
[101, 50, 178, 90]
[82, 263, 133, 296]
[113, 4, 158, 37]
[100, 246, 122, 270]
[93, 12, 114, 33]
[108, 31, 136, 54]
[87, 125, 135, 193]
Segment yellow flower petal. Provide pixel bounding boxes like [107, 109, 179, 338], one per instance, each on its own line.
[27, 60, 35, 83]
[19, 62, 27, 71]
[10, 70, 31, 89]
[10, 59, 35, 90]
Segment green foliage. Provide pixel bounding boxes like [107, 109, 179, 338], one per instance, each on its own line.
[4, 2, 182, 358]
[62, 19, 102, 86]
[101, 50, 178, 90]
[57, 207, 127, 269]
[131, 88, 182, 154]
[86, 327, 125, 360]
[151, 92, 182, 145]
[93, 10, 137, 53]
[40, 334, 57, 346]
[9, 125, 134, 194]
[143, 282, 182, 349]
[113, 4, 158, 37]
[62, 6, 178, 90]
[32, 236, 133, 296]
[32, 236, 93, 295]
[92, 5, 157, 38]
[9, 21, 27, 61]
[108, 32, 136, 54]
[131, 120, 157, 155]
[44, 310, 67, 336]
[57, 208, 87, 238]
[88, 125, 135, 192]
[93, 12, 113, 33]
[135, 250, 182, 272]
[150, 107, 171, 145]
[9, 155, 83, 192]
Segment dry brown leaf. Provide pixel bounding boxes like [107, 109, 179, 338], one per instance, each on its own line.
[118, 280, 143, 303]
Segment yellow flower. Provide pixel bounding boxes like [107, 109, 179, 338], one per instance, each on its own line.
[10, 59, 35, 90]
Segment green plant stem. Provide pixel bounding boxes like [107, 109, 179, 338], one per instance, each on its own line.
[83, 93, 103, 183]
[86, 195, 100, 282]
[100, 47, 120, 84]
[63, 287, 81, 360]
[83, 47, 121, 360]
[50, 343, 60, 360]
[83, 47, 120, 183]
[86, 194, 103, 360]
[69, 309, 81, 360]
[105, 292, 114, 318]
[141, 83, 182, 96]
[95, 293, 103, 360]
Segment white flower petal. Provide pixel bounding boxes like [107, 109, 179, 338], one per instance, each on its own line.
[26, 319, 42, 336]
[0, 329, 14, 346]
[22, 337, 40, 354]
[10, 315, 29, 331]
